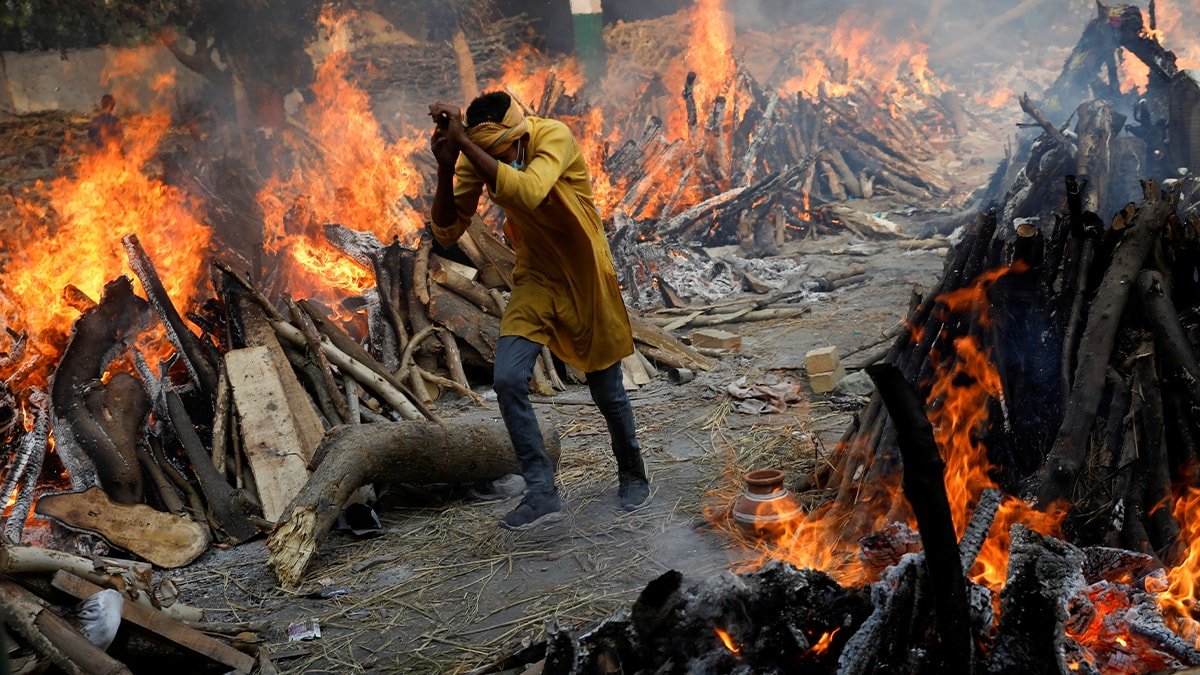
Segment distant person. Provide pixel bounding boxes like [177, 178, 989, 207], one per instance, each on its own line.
[427, 91, 651, 530]
[88, 94, 122, 148]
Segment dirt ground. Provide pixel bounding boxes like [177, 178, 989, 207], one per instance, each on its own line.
[170, 233, 946, 674]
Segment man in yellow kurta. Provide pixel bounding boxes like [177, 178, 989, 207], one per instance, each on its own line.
[429, 92, 650, 529]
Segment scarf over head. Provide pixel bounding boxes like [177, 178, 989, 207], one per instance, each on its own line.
[465, 99, 528, 155]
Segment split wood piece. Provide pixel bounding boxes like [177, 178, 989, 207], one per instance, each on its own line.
[296, 300, 436, 422]
[1018, 93, 1073, 150]
[35, 488, 209, 569]
[687, 306, 809, 327]
[866, 363, 972, 674]
[627, 313, 715, 371]
[1032, 194, 1174, 506]
[958, 488, 1002, 573]
[241, 298, 328, 442]
[51, 571, 256, 674]
[1, 392, 49, 543]
[210, 363, 231, 478]
[460, 217, 516, 289]
[438, 328, 472, 392]
[267, 414, 562, 588]
[372, 242, 409, 357]
[137, 444, 185, 515]
[1138, 270, 1200, 413]
[427, 283, 501, 363]
[286, 298, 352, 425]
[545, 345, 567, 391]
[149, 436, 207, 533]
[621, 354, 652, 387]
[225, 347, 316, 523]
[1130, 341, 1179, 552]
[272, 320, 425, 422]
[0, 579, 131, 675]
[123, 234, 217, 398]
[837, 556, 922, 674]
[429, 261, 502, 316]
[51, 277, 151, 501]
[988, 526, 1086, 673]
[163, 390, 259, 544]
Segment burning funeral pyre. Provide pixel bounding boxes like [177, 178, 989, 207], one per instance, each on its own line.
[1, 0, 1200, 672]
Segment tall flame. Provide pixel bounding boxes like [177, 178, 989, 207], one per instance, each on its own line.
[256, 8, 429, 299]
[3, 48, 211, 390]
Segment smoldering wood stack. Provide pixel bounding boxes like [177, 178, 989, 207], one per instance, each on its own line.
[522, 62, 954, 250]
[817, 1, 1200, 560]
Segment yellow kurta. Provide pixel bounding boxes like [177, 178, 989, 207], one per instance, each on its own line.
[430, 116, 634, 373]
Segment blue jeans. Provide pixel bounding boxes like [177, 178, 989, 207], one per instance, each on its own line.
[493, 335, 642, 496]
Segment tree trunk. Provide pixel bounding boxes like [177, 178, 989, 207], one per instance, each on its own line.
[267, 413, 561, 588]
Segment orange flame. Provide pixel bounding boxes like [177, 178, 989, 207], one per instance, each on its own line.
[256, 8, 428, 299]
[1156, 485, 1200, 644]
[779, 12, 934, 102]
[4, 48, 211, 390]
[714, 627, 741, 653]
[806, 628, 840, 657]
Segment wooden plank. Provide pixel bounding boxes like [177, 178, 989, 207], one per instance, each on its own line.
[51, 571, 256, 674]
[35, 488, 209, 568]
[238, 300, 324, 462]
[225, 346, 313, 522]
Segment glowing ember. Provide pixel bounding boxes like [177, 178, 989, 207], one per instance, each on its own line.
[714, 627, 741, 653]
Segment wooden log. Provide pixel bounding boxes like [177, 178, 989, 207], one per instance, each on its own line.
[35, 488, 209, 568]
[988, 526, 1084, 674]
[286, 298, 352, 425]
[1138, 270, 1200, 413]
[267, 414, 562, 588]
[450, 29, 479, 105]
[210, 363, 231, 478]
[1, 392, 49, 542]
[427, 283, 501, 363]
[959, 488, 1002, 573]
[866, 363, 972, 674]
[163, 390, 259, 544]
[224, 346, 316, 523]
[51, 571, 256, 673]
[51, 277, 150, 501]
[123, 234, 217, 398]
[627, 313, 716, 371]
[430, 263, 502, 316]
[136, 443, 185, 515]
[272, 320, 426, 422]
[1032, 193, 1175, 506]
[0, 579, 131, 675]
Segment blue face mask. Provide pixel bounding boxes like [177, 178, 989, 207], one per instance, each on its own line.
[508, 159, 523, 171]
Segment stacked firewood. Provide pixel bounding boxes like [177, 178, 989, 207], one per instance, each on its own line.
[0, 210, 712, 565]
[820, 0, 1200, 556]
[0, 542, 276, 673]
[525, 61, 954, 248]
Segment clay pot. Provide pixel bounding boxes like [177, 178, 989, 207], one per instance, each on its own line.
[731, 468, 803, 534]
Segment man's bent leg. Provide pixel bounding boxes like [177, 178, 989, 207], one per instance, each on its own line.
[587, 361, 650, 510]
[494, 335, 562, 528]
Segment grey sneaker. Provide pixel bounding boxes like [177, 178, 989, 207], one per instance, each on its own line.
[618, 475, 651, 511]
[500, 492, 564, 530]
